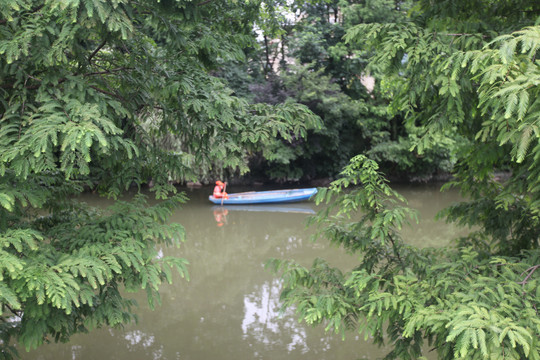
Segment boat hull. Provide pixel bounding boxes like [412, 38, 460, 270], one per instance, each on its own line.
[209, 188, 318, 205]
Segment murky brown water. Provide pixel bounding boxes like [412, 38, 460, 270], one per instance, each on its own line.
[22, 184, 464, 360]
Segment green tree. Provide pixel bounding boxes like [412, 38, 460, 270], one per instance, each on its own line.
[244, 0, 457, 182]
[0, 0, 319, 357]
[243, 0, 375, 182]
[271, 1, 540, 359]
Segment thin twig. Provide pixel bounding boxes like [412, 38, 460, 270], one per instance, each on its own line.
[89, 85, 126, 102]
[517, 264, 540, 285]
[83, 68, 132, 77]
[441, 33, 487, 37]
[88, 40, 107, 64]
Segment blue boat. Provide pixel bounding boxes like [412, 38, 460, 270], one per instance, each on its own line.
[211, 204, 316, 214]
[209, 188, 318, 205]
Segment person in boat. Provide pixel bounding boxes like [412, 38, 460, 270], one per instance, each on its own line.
[213, 180, 229, 199]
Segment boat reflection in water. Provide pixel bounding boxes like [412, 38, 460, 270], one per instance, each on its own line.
[212, 204, 316, 227]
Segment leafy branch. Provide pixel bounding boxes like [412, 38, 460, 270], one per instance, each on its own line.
[272, 155, 540, 359]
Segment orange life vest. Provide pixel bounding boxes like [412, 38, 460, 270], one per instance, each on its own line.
[213, 184, 228, 199]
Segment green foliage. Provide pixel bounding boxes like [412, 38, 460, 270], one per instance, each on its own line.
[0, 0, 320, 355]
[270, 2, 540, 359]
[267, 64, 366, 180]
[341, 0, 411, 27]
[270, 156, 540, 359]
[470, 27, 540, 165]
[1, 194, 188, 353]
[0, 0, 317, 190]
[368, 125, 465, 180]
[341, 1, 540, 228]
[248, 0, 455, 181]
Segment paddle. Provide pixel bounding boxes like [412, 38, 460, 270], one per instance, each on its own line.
[221, 182, 227, 206]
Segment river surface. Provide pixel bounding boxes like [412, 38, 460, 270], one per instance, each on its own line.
[22, 184, 465, 360]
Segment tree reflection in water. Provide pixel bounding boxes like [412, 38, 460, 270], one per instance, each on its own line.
[242, 279, 334, 355]
[124, 330, 155, 348]
[123, 330, 164, 360]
